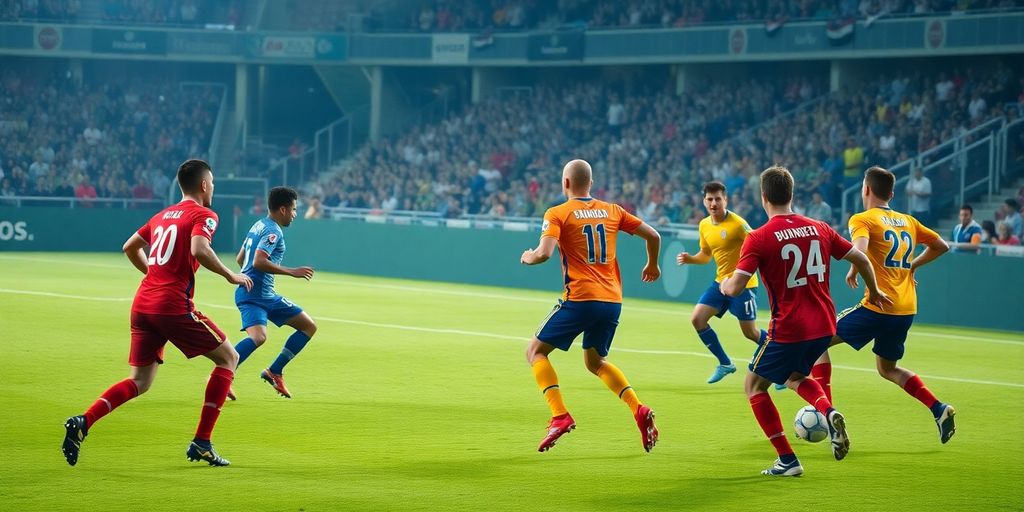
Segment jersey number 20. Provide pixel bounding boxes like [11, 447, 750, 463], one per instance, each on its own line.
[780, 240, 826, 289]
[147, 225, 178, 266]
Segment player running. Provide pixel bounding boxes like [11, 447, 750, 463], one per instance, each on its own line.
[810, 166, 955, 443]
[232, 186, 317, 399]
[721, 165, 891, 477]
[520, 159, 663, 453]
[676, 181, 768, 384]
[61, 159, 252, 467]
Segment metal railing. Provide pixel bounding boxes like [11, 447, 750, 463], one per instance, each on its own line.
[204, 83, 230, 170]
[0, 196, 165, 209]
[266, 107, 368, 188]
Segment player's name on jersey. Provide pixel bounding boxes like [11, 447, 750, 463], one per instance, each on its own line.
[162, 210, 185, 220]
[572, 209, 610, 219]
[773, 224, 821, 242]
[879, 215, 909, 227]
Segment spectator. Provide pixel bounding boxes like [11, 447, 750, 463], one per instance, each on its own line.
[905, 166, 933, 227]
[83, 122, 103, 145]
[951, 204, 983, 253]
[249, 196, 265, 216]
[993, 221, 1021, 246]
[304, 197, 323, 219]
[74, 176, 97, 207]
[806, 191, 834, 225]
[1000, 198, 1022, 238]
[842, 136, 865, 191]
[981, 220, 997, 243]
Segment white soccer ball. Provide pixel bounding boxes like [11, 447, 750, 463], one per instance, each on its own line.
[793, 406, 829, 443]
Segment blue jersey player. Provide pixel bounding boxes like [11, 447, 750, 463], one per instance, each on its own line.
[232, 187, 317, 399]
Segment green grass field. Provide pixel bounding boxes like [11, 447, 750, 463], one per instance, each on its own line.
[1, 252, 1022, 511]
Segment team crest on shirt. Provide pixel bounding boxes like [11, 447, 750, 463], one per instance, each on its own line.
[267, 233, 278, 245]
[202, 217, 217, 235]
[720, 229, 728, 239]
[542, 220, 550, 232]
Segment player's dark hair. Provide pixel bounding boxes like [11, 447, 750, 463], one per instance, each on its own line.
[760, 165, 794, 206]
[960, 204, 973, 214]
[177, 159, 211, 193]
[864, 166, 895, 200]
[702, 181, 727, 196]
[268, 186, 299, 211]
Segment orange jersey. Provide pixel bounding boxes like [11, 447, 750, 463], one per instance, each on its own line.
[541, 198, 643, 303]
[848, 207, 940, 315]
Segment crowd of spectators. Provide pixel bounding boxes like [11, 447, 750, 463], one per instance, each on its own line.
[0, 71, 222, 206]
[0, 0, 243, 28]
[303, 61, 1023, 230]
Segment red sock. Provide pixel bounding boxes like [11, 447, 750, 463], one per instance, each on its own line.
[195, 367, 234, 441]
[811, 363, 833, 403]
[749, 392, 794, 457]
[796, 378, 833, 416]
[84, 379, 139, 429]
[902, 375, 938, 409]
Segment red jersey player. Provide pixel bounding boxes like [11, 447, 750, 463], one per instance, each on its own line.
[720, 165, 891, 477]
[61, 159, 253, 467]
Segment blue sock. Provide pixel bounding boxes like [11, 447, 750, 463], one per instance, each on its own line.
[780, 453, 798, 465]
[929, 401, 945, 419]
[268, 330, 312, 375]
[235, 338, 258, 367]
[697, 327, 731, 366]
[758, 330, 768, 346]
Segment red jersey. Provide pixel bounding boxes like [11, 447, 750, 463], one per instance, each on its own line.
[735, 214, 854, 343]
[131, 199, 219, 315]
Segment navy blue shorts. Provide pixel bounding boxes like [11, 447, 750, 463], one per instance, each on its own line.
[836, 305, 915, 361]
[749, 336, 831, 385]
[697, 281, 758, 321]
[535, 300, 621, 357]
[236, 292, 304, 331]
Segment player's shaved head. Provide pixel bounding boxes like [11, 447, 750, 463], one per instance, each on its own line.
[562, 159, 593, 195]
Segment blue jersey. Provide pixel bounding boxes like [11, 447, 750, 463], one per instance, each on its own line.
[239, 217, 286, 299]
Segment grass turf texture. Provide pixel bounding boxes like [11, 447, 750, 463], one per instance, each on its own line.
[1, 252, 1022, 511]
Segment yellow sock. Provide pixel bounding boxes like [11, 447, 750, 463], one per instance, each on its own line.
[531, 358, 568, 417]
[596, 363, 642, 415]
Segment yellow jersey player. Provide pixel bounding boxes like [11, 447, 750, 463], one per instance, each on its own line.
[676, 181, 768, 384]
[520, 159, 663, 453]
[812, 166, 956, 444]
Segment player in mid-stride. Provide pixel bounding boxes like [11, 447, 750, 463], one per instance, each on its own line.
[231, 186, 317, 399]
[676, 181, 768, 384]
[520, 159, 663, 453]
[810, 166, 955, 443]
[721, 165, 891, 476]
[61, 159, 253, 467]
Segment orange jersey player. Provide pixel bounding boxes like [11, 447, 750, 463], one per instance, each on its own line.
[519, 159, 662, 453]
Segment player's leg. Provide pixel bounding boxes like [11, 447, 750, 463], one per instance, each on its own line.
[692, 285, 735, 383]
[744, 368, 802, 476]
[257, 298, 312, 398]
[529, 301, 580, 452]
[236, 324, 269, 367]
[785, 337, 849, 460]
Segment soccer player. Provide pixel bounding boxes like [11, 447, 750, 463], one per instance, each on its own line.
[720, 165, 891, 477]
[232, 186, 317, 399]
[810, 166, 955, 443]
[676, 181, 768, 383]
[61, 159, 253, 467]
[520, 159, 663, 453]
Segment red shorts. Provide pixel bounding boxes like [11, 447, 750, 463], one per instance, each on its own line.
[129, 310, 227, 367]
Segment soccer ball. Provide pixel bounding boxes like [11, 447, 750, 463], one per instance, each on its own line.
[793, 406, 829, 443]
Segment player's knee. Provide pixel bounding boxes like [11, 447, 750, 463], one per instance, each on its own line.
[690, 316, 708, 331]
[303, 320, 317, 337]
[133, 378, 153, 395]
[250, 331, 268, 345]
[584, 358, 604, 375]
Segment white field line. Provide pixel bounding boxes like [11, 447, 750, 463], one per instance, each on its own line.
[1, 287, 1022, 389]
[2, 254, 1021, 346]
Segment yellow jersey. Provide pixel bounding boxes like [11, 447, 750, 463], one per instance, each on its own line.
[848, 207, 940, 315]
[698, 211, 759, 288]
[541, 198, 643, 303]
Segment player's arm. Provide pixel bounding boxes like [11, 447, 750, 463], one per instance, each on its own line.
[235, 245, 245, 267]
[844, 236, 869, 288]
[521, 236, 557, 265]
[842, 248, 892, 309]
[633, 222, 661, 282]
[253, 250, 315, 280]
[720, 271, 751, 297]
[677, 247, 711, 265]
[190, 235, 253, 291]
[122, 233, 149, 275]
[910, 222, 949, 273]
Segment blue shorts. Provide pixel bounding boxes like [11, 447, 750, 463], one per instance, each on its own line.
[535, 300, 621, 357]
[749, 336, 831, 385]
[236, 291, 304, 331]
[697, 281, 758, 321]
[836, 305, 915, 361]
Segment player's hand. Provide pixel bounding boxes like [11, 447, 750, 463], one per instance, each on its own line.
[845, 269, 859, 289]
[229, 272, 253, 292]
[520, 249, 533, 265]
[290, 266, 315, 280]
[641, 263, 661, 282]
[867, 289, 894, 310]
[676, 252, 689, 265]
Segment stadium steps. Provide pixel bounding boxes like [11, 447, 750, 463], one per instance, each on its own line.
[213, 108, 240, 173]
[937, 178, 1023, 235]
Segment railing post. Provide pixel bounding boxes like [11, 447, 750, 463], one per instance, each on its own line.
[988, 136, 995, 198]
[959, 149, 966, 208]
[328, 127, 335, 169]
